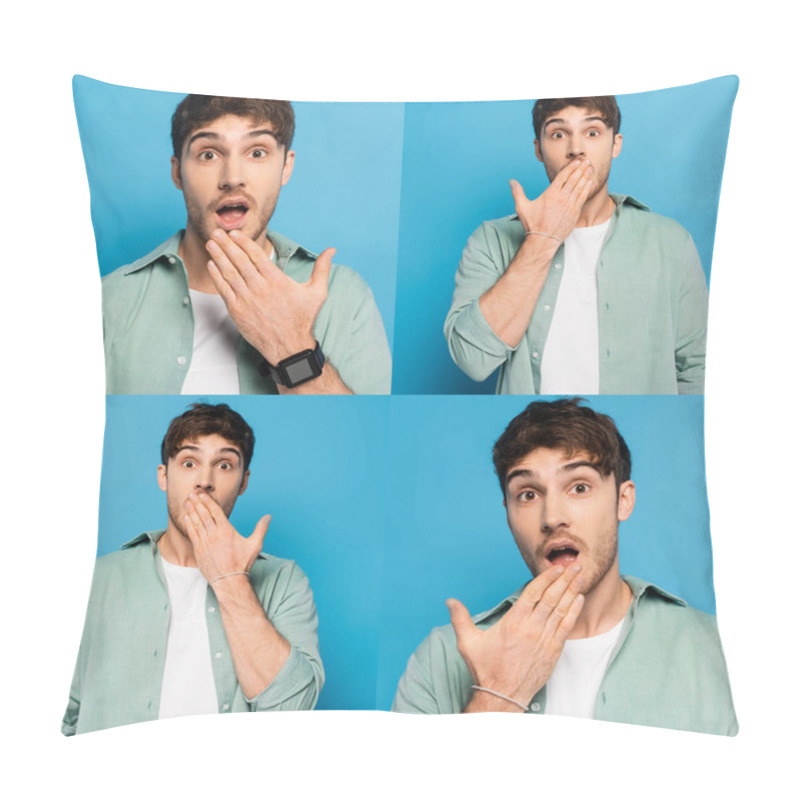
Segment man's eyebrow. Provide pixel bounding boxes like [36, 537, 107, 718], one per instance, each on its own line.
[543, 115, 606, 131]
[505, 468, 536, 486]
[561, 460, 602, 474]
[174, 444, 242, 459]
[186, 129, 279, 150]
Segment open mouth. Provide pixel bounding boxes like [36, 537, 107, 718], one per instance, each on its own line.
[215, 200, 250, 230]
[546, 545, 580, 568]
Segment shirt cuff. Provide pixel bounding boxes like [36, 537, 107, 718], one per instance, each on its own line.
[244, 646, 321, 711]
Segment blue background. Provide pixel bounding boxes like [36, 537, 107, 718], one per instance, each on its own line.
[98, 395, 714, 711]
[391, 76, 739, 393]
[72, 76, 403, 349]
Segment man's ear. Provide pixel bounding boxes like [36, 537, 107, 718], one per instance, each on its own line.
[238, 470, 250, 497]
[617, 480, 635, 521]
[170, 156, 183, 191]
[157, 464, 168, 492]
[534, 138, 543, 163]
[281, 150, 295, 186]
[611, 133, 623, 159]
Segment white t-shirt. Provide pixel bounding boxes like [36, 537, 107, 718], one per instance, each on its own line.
[545, 615, 624, 719]
[158, 557, 219, 719]
[540, 219, 610, 394]
[180, 289, 241, 395]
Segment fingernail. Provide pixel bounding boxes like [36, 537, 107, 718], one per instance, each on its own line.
[211, 229, 225, 239]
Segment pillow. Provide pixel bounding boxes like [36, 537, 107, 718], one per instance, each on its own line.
[65, 76, 737, 736]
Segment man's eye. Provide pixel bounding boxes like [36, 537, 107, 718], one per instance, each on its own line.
[552, 131, 564, 139]
[518, 490, 537, 502]
[587, 130, 600, 137]
[573, 483, 590, 494]
[181, 460, 196, 468]
[218, 462, 232, 471]
[251, 149, 266, 158]
[199, 151, 216, 161]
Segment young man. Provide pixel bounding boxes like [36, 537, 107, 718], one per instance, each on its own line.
[103, 95, 391, 395]
[444, 97, 708, 394]
[393, 399, 737, 735]
[62, 404, 323, 735]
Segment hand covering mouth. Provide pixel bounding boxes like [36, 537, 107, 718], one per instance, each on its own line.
[215, 198, 250, 229]
[545, 542, 580, 568]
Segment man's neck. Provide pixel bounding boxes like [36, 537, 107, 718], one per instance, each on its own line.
[179, 225, 273, 293]
[568, 568, 632, 639]
[158, 525, 198, 568]
[575, 188, 615, 229]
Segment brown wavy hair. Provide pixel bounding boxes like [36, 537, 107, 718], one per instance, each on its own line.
[532, 96, 621, 141]
[171, 94, 295, 160]
[492, 398, 631, 493]
[161, 403, 255, 470]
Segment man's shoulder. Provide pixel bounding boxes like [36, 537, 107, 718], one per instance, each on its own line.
[269, 230, 372, 294]
[626, 576, 721, 641]
[614, 195, 693, 241]
[101, 233, 183, 288]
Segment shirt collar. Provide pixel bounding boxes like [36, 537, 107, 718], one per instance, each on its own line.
[120, 229, 317, 277]
[474, 573, 687, 625]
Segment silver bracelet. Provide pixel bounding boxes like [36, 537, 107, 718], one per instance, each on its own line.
[525, 230, 564, 244]
[470, 685, 529, 711]
[209, 571, 250, 585]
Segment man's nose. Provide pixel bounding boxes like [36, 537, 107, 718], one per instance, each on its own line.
[567, 134, 585, 159]
[195, 466, 214, 492]
[540, 494, 568, 533]
[219, 155, 245, 189]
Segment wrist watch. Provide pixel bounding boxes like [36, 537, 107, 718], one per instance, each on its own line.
[259, 341, 325, 388]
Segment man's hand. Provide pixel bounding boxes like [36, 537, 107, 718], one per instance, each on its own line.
[205, 228, 334, 366]
[447, 563, 585, 712]
[183, 490, 270, 585]
[510, 157, 594, 243]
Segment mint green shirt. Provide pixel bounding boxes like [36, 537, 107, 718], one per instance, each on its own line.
[102, 231, 392, 394]
[444, 196, 708, 394]
[392, 576, 738, 736]
[62, 531, 323, 735]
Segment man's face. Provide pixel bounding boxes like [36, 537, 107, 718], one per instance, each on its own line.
[503, 447, 635, 597]
[171, 114, 295, 246]
[157, 433, 250, 538]
[534, 106, 622, 200]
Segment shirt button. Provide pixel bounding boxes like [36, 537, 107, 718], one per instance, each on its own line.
[168, 256, 176, 264]
[208, 606, 216, 613]
[182, 296, 190, 306]
[215, 652, 223, 660]
[177, 356, 186, 366]
[532, 351, 539, 360]
[554, 263, 562, 270]
[530, 702, 541, 712]
[544, 305, 551, 312]
[222, 703, 230, 711]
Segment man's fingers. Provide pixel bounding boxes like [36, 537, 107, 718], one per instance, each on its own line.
[249, 514, 272, 554]
[509, 179, 530, 214]
[516, 565, 566, 612]
[207, 260, 238, 305]
[310, 248, 335, 291]
[206, 238, 250, 293]
[551, 593, 585, 649]
[446, 598, 477, 642]
[554, 156, 590, 189]
[532, 563, 583, 622]
[228, 229, 283, 278]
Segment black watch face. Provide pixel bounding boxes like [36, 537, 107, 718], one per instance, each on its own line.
[284, 358, 318, 386]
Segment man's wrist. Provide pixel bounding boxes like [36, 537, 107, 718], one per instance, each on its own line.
[259, 340, 325, 388]
[464, 686, 529, 714]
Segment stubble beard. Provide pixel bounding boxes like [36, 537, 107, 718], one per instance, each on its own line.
[526, 520, 620, 597]
[184, 194, 277, 248]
